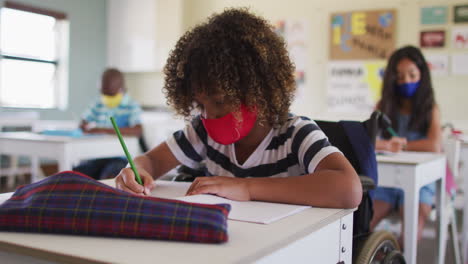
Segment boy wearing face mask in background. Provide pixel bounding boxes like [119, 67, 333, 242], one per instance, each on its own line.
[114, 8, 362, 209]
[370, 46, 442, 247]
[74, 68, 143, 179]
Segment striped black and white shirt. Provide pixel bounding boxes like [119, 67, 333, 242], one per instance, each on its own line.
[166, 115, 341, 178]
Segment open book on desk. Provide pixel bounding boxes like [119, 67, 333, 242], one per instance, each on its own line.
[152, 180, 311, 224]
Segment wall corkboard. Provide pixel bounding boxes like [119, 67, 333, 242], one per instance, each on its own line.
[330, 9, 396, 60]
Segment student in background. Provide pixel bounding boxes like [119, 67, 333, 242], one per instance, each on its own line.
[74, 68, 143, 179]
[115, 8, 362, 209]
[370, 46, 442, 246]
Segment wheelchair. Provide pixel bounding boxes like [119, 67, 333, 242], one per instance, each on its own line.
[174, 111, 406, 263]
[315, 111, 405, 264]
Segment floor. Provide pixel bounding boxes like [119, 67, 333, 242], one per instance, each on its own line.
[374, 209, 465, 264]
[0, 163, 57, 193]
[0, 173, 29, 193]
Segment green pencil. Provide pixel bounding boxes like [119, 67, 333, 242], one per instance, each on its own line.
[387, 127, 399, 137]
[110, 117, 143, 185]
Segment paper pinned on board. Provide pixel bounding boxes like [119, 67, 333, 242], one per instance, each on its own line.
[451, 53, 468, 75]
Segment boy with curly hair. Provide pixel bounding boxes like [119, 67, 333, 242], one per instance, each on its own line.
[115, 8, 362, 208]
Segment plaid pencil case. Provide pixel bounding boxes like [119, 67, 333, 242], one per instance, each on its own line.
[0, 171, 230, 243]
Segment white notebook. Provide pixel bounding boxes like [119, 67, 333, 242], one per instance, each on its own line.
[176, 194, 310, 224]
[151, 181, 310, 225]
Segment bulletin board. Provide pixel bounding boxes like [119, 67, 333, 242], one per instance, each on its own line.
[330, 9, 396, 60]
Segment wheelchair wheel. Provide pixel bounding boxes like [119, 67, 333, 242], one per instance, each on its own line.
[355, 230, 404, 264]
[382, 250, 405, 264]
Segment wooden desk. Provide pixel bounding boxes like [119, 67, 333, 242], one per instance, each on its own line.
[459, 136, 468, 263]
[0, 180, 355, 264]
[377, 151, 446, 264]
[0, 132, 139, 182]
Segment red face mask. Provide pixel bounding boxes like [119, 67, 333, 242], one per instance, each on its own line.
[201, 104, 257, 145]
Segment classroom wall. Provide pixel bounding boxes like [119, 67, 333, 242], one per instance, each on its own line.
[126, 0, 468, 129]
[124, 0, 184, 109]
[182, 0, 468, 125]
[0, 0, 107, 121]
[2, 0, 466, 127]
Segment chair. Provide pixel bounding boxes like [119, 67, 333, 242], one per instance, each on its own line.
[315, 111, 405, 264]
[438, 135, 462, 264]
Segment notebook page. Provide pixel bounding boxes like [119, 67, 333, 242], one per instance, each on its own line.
[176, 194, 310, 224]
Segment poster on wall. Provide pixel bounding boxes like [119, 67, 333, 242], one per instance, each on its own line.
[454, 5, 468, 23]
[452, 27, 468, 48]
[330, 9, 396, 60]
[420, 31, 445, 48]
[327, 61, 385, 113]
[421, 6, 447, 25]
[451, 53, 468, 75]
[425, 54, 449, 76]
[275, 20, 308, 99]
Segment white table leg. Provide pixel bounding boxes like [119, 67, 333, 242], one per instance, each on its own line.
[403, 183, 419, 264]
[6, 155, 18, 189]
[57, 157, 72, 173]
[30, 156, 39, 183]
[59, 146, 76, 173]
[435, 177, 446, 264]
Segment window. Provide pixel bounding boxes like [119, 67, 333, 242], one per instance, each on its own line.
[0, 1, 69, 109]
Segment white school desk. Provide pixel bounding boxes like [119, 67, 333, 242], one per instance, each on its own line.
[0, 113, 40, 187]
[377, 151, 446, 264]
[459, 136, 468, 263]
[0, 180, 355, 264]
[0, 112, 39, 131]
[0, 132, 139, 183]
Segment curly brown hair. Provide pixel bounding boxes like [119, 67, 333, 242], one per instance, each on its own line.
[163, 8, 296, 127]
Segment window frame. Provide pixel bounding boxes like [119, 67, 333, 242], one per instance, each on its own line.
[0, 1, 69, 110]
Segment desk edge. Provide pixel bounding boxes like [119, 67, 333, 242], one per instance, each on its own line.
[0, 239, 106, 264]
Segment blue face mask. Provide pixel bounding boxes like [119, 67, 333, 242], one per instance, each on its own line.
[395, 81, 420, 98]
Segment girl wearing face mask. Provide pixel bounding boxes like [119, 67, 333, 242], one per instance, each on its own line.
[115, 8, 363, 209]
[370, 46, 442, 247]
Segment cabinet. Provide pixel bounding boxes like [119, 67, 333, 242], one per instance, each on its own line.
[106, 0, 183, 72]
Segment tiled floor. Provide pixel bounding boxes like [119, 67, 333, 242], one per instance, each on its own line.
[417, 221, 459, 264]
